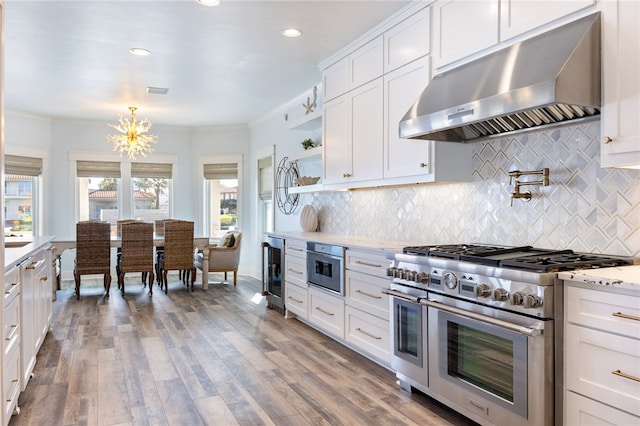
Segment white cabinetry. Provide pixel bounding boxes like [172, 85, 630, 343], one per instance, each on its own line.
[344, 249, 391, 364]
[564, 283, 640, 424]
[284, 239, 308, 319]
[500, 0, 595, 41]
[3, 266, 21, 423]
[384, 7, 430, 73]
[600, 0, 640, 168]
[432, 0, 499, 69]
[19, 246, 52, 392]
[308, 287, 345, 339]
[323, 78, 384, 185]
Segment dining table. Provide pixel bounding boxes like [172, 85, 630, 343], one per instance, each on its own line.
[52, 236, 217, 290]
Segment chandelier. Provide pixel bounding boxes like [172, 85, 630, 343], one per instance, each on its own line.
[107, 106, 157, 160]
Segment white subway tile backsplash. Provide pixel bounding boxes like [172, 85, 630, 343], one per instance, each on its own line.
[310, 121, 640, 256]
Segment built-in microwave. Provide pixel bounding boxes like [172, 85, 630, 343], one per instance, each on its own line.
[306, 242, 344, 295]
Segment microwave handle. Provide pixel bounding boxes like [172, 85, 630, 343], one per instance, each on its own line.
[423, 299, 543, 337]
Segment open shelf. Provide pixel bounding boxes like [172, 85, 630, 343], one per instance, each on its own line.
[288, 183, 324, 194]
[288, 109, 322, 130]
[288, 145, 322, 161]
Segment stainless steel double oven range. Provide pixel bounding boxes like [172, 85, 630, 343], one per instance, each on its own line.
[384, 244, 634, 426]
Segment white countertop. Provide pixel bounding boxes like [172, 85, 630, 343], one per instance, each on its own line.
[267, 231, 417, 254]
[5, 236, 56, 271]
[559, 264, 640, 292]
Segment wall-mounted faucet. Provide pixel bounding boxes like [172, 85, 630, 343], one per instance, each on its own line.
[508, 168, 550, 206]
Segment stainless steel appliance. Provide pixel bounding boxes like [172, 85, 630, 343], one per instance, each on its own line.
[262, 236, 285, 314]
[386, 244, 635, 426]
[306, 242, 344, 295]
[400, 13, 601, 142]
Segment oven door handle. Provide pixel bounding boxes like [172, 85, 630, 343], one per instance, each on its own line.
[382, 288, 421, 303]
[423, 299, 543, 337]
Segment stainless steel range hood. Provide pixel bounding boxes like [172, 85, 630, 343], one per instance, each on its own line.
[400, 13, 601, 142]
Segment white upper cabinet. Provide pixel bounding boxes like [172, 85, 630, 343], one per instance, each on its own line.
[383, 57, 432, 179]
[351, 78, 384, 183]
[323, 94, 351, 184]
[600, 0, 640, 168]
[500, 0, 596, 41]
[323, 57, 349, 103]
[384, 7, 430, 74]
[350, 35, 384, 90]
[432, 0, 499, 69]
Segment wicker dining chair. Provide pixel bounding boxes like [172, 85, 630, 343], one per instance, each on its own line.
[115, 219, 139, 278]
[118, 221, 155, 295]
[74, 220, 111, 299]
[158, 220, 196, 292]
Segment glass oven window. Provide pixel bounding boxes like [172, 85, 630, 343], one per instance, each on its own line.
[447, 322, 514, 402]
[314, 259, 333, 278]
[395, 299, 423, 365]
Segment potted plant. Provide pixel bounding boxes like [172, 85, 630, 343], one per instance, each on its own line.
[301, 138, 315, 150]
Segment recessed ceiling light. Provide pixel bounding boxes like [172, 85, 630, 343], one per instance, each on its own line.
[197, 0, 220, 6]
[129, 48, 150, 56]
[282, 28, 302, 38]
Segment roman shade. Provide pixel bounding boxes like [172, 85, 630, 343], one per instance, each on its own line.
[76, 161, 121, 178]
[131, 162, 173, 179]
[203, 163, 238, 180]
[258, 157, 272, 200]
[5, 155, 43, 176]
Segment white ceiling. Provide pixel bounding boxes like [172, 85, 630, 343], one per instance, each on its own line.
[4, 0, 410, 127]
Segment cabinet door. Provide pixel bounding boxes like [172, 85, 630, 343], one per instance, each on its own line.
[601, 0, 640, 168]
[383, 57, 432, 179]
[384, 7, 430, 73]
[351, 77, 384, 182]
[323, 57, 349, 102]
[500, 0, 596, 41]
[20, 258, 36, 391]
[432, 0, 499, 69]
[323, 94, 351, 184]
[565, 390, 640, 426]
[350, 35, 383, 90]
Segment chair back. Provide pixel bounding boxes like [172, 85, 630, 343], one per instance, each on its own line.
[163, 220, 195, 270]
[228, 231, 243, 263]
[75, 220, 111, 274]
[120, 222, 154, 273]
[117, 219, 139, 237]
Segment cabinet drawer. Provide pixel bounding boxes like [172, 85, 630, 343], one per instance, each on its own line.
[309, 287, 345, 339]
[345, 270, 389, 320]
[285, 255, 307, 287]
[3, 344, 20, 421]
[566, 285, 640, 339]
[566, 323, 640, 417]
[345, 250, 390, 278]
[4, 266, 20, 299]
[285, 239, 306, 258]
[566, 390, 639, 425]
[345, 306, 390, 363]
[285, 282, 308, 320]
[3, 292, 20, 356]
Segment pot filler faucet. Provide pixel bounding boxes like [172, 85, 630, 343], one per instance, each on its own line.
[509, 168, 550, 206]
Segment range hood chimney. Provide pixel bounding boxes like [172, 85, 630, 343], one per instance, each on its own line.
[400, 13, 601, 142]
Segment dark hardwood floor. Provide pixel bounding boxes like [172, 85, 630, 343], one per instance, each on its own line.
[9, 274, 477, 426]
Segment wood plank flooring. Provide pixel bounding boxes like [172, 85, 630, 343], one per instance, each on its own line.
[9, 274, 477, 426]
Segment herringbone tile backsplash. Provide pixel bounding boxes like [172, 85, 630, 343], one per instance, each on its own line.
[310, 121, 640, 256]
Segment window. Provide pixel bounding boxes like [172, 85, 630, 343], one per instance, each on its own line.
[131, 162, 172, 222]
[203, 160, 240, 238]
[258, 155, 274, 234]
[4, 155, 43, 237]
[76, 160, 121, 228]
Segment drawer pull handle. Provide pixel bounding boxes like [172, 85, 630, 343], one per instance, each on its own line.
[287, 268, 304, 275]
[40, 276, 48, 282]
[287, 296, 303, 304]
[356, 289, 382, 300]
[612, 312, 640, 322]
[289, 247, 304, 252]
[612, 369, 640, 383]
[315, 307, 335, 316]
[356, 327, 381, 340]
[355, 260, 383, 268]
[25, 259, 46, 270]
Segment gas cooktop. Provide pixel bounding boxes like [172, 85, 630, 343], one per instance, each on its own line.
[402, 244, 635, 272]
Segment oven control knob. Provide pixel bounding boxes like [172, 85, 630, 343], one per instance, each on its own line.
[473, 284, 491, 298]
[394, 268, 403, 278]
[386, 267, 396, 277]
[523, 294, 542, 309]
[417, 272, 429, 284]
[443, 272, 457, 290]
[492, 288, 509, 301]
[405, 270, 417, 281]
[509, 291, 524, 306]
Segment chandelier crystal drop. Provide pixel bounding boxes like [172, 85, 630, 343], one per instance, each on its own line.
[107, 106, 157, 160]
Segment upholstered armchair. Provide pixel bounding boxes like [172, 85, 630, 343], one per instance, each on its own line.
[195, 231, 242, 286]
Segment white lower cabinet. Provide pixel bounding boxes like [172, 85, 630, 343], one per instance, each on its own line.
[308, 287, 345, 339]
[564, 283, 640, 424]
[284, 239, 307, 319]
[345, 306, 389, 362]
[2, 266, 21, 424]
[285, 282, 308, 320]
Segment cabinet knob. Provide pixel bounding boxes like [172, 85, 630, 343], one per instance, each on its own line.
[342, 173, 352, 178]
[40, 276, 48, 282]
[603, 136, 613, 144]
[419, 162, 428, 168]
